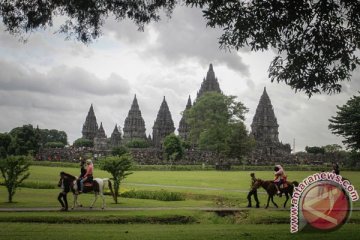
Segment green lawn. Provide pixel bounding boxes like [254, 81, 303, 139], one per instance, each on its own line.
[0, 166, 359, 240]
[0, 223, 359, 240]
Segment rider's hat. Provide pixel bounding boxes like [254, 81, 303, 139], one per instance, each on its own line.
[86, 159, 92, 164]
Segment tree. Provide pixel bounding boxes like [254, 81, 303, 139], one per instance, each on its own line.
[111, 146, 129, 157]
[0, 155, 31, 202]
[185, 92, 253, 159]
[44, 142, 65, 148]
[0, 133, 12, 158]
[305, 146, 325, 155]
[8, 125, 40, 155]
[323, 144, 343, 153]
[73, 138, 94, 148]
[39, 129, 67, 146]
[163, 133, 184, 163]
[1, 1, 359, 96]
[100, 154, 133, 204]
[329, 94, 360, 151]
[125, 139, 150, 148]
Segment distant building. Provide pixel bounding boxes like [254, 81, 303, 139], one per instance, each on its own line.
[178, 95, 192, 141]
[123, 95, 147, 142]
[152, 97, 175, 148]
[250, 87, 291, 163]
[82, 104, 98, 141]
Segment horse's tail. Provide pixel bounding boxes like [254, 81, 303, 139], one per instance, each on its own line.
[107, 179, 115, 202]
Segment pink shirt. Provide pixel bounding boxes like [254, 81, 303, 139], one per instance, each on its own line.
[84, 164, 93, 178]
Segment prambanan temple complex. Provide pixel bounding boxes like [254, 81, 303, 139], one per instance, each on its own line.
[39, 64, 296, 165]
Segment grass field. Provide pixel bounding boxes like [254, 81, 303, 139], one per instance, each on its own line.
[0, 165, 359, 239]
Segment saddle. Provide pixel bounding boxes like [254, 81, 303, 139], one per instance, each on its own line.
[84, 182, 93, 187]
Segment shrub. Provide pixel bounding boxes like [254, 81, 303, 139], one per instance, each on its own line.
[126, 139, 150, 148]
[44, 142, 65, 148]
[121, 189, 185, 201]
[73, 138, 93, 148]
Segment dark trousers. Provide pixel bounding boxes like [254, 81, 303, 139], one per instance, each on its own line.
[58, 192, 68, 210]
[247, 189, 260, 207]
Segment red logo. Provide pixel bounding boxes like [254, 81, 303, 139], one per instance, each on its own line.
[300, 181, 351, 231]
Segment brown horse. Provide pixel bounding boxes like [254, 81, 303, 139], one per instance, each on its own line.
[252, 179, 299, 208]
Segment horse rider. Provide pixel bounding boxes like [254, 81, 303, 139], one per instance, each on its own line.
[274, 165, 286, 196]
[79, 159, 94, 193]
[58, 171, 72, 211]
[247, 172, 260, 208]
[76, 159, 86, 193]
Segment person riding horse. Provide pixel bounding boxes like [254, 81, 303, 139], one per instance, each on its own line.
[274, 165, 287, 196]
[79, 159, 94, 193]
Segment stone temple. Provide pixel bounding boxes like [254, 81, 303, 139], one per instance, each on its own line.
[196, 63, 222, 100]
[123, 95, 147, 143]
[250, 87, 291, 163]
[82, 104, 98, 141]
[78, 63, 291, 164]
[152, 97, 175, 148]
[178, 95, 192, 141]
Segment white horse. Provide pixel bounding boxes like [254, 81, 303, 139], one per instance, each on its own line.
[71, 177, 115, 210]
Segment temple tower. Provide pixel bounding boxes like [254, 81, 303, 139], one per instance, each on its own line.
[94, 122, 108, 151]
[82, 104, 98, 141]
[178, 95, 192, 141]
[152, 97, 175, 148]
[251, 87, 279, 143]
[250, 87, 291, 159]
[196, 64, 222, 100]
[109, 124, 122, 148]
[123, 95, 147, 142]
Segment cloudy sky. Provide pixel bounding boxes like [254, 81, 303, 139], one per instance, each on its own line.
[0, 6, 358, 151]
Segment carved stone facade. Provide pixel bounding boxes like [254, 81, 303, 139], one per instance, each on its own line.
[196, 64, 222, 100]
[152, 97, 175, 148]
[82, 104, 98, 141]
[109, 124, 122, 148]
[123, 95, 147, 142]
[250, 87, 291, 164]
[94, 122, 108, 151]
[178, 95, 192, 141]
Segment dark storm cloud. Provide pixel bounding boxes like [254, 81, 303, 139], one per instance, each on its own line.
[0, 60, 130, 96]
[102, 7, 250, 78]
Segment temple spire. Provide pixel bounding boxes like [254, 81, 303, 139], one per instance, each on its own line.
[196, 63, 222, 100]
[110, 124, 122, 148]
[178, 95, 192, 141]
[123, 94, 147, 142]
[82, 104, 98, 141]
[96, 122, 107, 138]
[251, 88, 279, 143]
[152, 97, 175, 147]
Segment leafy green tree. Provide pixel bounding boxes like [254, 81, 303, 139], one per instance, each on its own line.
[0, 156, 31, 202]
[8, 125, 40, 155]
[1, 1, 360, 95]
[73, 138, 94, 148]
[0, 133, 12, 158]
[305, 146, 325, 155]
[44, 142, 65, 148]
[100, 154, 133, 204]
[329, 94, 360, 151]
[125, 139, 150, 148]
[323, 144, 343, 153]
[111, 146, 129, 157]
[185, 92, 253, 160]
[163, 133, 184, 163]
[39, 129, 67, 146]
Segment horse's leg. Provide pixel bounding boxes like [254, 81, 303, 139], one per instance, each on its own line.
[284, 192, 289, 208]
[271, 195, 278, 208]
[266, 195, 270, 208]
[100, 191, 106, 210]
[90, 192, 98, 209]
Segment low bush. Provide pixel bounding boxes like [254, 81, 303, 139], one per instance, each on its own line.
[121, 189, 185, 201]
